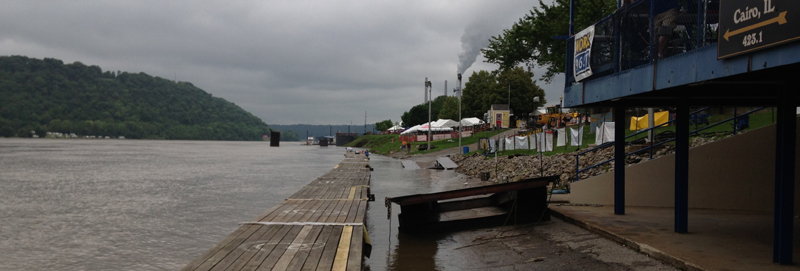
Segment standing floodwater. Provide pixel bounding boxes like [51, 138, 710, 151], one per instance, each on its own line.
[364, 154, 466, 271]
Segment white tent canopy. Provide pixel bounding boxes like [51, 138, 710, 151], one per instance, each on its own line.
[432, 119, 458, 128]
[400, 121, 454, 134]
[400, 124, 422, 135]
[387, 125, 404, 131]
[419, 121, 453, 132]
[459, 117, 484, 126]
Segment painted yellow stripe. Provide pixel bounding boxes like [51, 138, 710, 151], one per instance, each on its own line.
[334, 165, 340, 169]
[347, 187, 357, 200]
[362, 225, 371, 246]
[332, 225, 353, 271]
[272, 225, 314, 270]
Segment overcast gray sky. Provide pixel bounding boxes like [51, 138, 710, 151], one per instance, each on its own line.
[1, 0, 564, 125]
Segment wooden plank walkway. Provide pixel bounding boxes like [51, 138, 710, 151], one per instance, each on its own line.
[183, 153, 371, 271]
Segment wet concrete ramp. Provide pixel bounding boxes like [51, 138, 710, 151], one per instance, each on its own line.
[401, 160, 420, 169]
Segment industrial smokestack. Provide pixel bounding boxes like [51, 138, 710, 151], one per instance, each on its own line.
[457, 73, 462, 150]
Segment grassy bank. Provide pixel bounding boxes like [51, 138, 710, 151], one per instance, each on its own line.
[345, 109, 777, 157]
[344, 129, 508, 155]
[491, 109, 777, 157]
[343, 134, 401, 154]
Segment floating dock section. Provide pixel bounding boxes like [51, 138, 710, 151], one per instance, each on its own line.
[183, 153, 372, 271]
[335, 133, 358, 146]
[387, 175, 558, 233]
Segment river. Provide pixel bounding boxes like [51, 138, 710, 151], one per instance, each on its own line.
[0, 138, 460, 270]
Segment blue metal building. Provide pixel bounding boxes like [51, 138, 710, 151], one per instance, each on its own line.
[563, 0, 798, 264]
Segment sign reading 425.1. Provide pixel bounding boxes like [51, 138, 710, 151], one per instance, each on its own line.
[718, 0, 800, 59]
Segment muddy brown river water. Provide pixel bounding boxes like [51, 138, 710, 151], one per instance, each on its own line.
[0, 139, 466, 270]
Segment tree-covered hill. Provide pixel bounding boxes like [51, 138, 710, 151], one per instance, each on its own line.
[0, 56, 271, 140]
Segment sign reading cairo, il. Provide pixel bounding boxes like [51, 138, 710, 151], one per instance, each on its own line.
[718, 0, 800, 59]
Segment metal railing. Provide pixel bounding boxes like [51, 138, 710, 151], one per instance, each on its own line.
[566, 0, 720, 86]
[574, 107, 765, 182]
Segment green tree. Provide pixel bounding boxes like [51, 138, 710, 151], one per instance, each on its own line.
[462, 67, 546, 120]
[0, 122, 15, 137]
[481, 0, 616, 82]
[375, 119, 394, 131]
[462, 70, 497, 118]
[429, 95, 448, 119]
[282, 130, 300, 141]
[402, 95, 459, 127]
[0, 55, 270, 140]
[496, 67, 546, 118]
[401, 103, 428, 128]
[437, 96, 460, 120]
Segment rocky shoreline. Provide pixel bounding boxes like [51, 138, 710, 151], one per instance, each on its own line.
[370, 128, 735, 189]
[449, 133, 733, 188]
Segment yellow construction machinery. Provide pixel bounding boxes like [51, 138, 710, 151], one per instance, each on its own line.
[535, 105, 577, 127]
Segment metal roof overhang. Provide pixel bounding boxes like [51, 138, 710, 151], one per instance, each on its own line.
[564, 42, 800, 108]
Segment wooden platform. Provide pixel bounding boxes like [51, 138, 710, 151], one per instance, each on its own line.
[388, 175, 559, 233]
[183, 153, 371, 271]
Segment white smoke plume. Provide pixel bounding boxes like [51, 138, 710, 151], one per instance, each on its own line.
[457, 22, 496, 74]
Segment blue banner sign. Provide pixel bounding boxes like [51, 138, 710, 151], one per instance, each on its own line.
[574, 25, 595, 81]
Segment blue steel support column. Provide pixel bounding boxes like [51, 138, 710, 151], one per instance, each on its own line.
[773, 87, 795, 264]
[614, 106, 626, 215]
[675, 100, 689, 233]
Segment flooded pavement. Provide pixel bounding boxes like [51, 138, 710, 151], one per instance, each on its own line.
[365, 153, 677, 271]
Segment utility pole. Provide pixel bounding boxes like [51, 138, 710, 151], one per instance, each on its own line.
[426, 78, 432, 151]
[507, 79, 511, 128]
[559, 97, 563, 128]
[458, 73, 462, 152]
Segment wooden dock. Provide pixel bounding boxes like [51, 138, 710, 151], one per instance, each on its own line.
[182, 153, 372, 271]
[387, 175, 558, 233]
